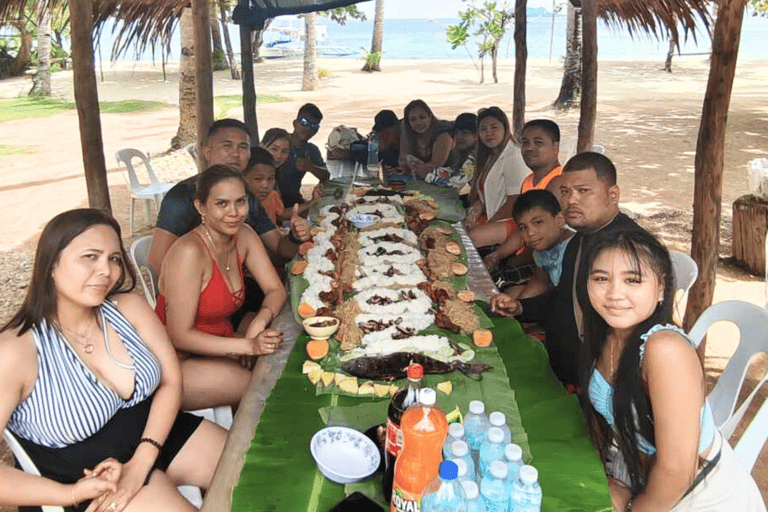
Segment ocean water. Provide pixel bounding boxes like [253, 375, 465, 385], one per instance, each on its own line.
[97, 15, 768, 63]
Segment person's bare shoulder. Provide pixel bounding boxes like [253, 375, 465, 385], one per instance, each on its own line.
[0, 327, 38, 399]
[165, 232, 206, 266]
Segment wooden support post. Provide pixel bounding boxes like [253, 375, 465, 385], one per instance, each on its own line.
[68, 0, 111, 212]
[513, 0, 527, 138]
[684, 0, 748, 346]
[193, 0, 214, 169]
[577, 0, 597, 153]
[240, 22, 258, 143]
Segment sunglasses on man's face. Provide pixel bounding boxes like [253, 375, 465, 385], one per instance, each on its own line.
[298, 117, 320, 131]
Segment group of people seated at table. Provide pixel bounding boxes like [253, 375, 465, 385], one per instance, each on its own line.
[0, 99, 764, 512]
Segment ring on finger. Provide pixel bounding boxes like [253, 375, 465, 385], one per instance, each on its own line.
[109, 503, 117, 511]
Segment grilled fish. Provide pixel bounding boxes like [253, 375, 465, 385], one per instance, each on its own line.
[342, 352, 492, 381]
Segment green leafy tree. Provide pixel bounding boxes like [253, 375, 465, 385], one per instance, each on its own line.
[447, 1, 513, 84]
[751, 0, 768, 14]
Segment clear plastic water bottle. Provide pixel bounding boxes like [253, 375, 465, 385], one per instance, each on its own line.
[450, 440, 476, 482]
[503, 444, 524, 496]
[366, 133, 380, 178]
[443, 422, 467, 460]
[464, 400, 490, 455]
[488, 412, 512, 444]
[480, 460, 509, 512]
[453, 458, 471, 484]
[479, 427, 506, 480]
[461, 480, 487, 512]
[421, 460, 466, 512]
[509, 465, 542, 512]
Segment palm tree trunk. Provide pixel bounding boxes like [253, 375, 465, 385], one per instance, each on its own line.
[30, 5, 52, 96]
[219, 1, 240, 79]
[362, 0, 385, 71]
[553, 2, 581, 109]
[9, 20, 33, 76]
[210, 3, 227, 71]
[171, 8, 197, 150]
[664, 34, 676, 72]
[684, 0, 749, 343]
[302, 13, 319, 91]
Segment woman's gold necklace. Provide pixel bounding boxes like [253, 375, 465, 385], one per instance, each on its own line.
[203, 226, 233, 272]
[58, 317, 97, 354]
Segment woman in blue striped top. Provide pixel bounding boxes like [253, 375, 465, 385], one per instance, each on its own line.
[0, 209, 226, 512]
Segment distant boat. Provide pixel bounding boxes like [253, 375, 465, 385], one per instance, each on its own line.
[262, 16, 359, 58]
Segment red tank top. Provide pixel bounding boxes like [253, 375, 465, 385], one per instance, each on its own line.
[156, 231, 245, 338]
[520, 165, 563, 193]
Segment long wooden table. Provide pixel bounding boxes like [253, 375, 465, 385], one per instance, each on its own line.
[203, 218, 611, 511]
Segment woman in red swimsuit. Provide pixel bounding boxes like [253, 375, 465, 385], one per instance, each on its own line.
[156, 166, 287, 410]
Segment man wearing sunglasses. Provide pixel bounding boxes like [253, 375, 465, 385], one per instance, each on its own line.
[276, 103, 330, 207]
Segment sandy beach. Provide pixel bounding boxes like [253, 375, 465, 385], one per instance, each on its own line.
[0, 54, 767, 507]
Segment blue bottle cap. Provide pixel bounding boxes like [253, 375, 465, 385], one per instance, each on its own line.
[439, 460, 458, 480]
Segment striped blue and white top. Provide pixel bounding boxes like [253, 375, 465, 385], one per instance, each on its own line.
[8, 300, 161, 448]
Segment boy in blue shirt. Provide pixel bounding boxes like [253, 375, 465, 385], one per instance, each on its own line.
[491, 189, 574, 309]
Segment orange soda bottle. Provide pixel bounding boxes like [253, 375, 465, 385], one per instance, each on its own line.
[390, 388, 448, 512]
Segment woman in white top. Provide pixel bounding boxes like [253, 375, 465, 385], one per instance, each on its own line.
[466, 107, 528, 249]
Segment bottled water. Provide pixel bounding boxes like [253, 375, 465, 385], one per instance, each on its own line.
[450, 440, 476, 482]
[488, 411, 512, 444]
[503, 444, 524, 496]
[366, 133, 380, 178]
[509, 465, 542, 512]
[464, 400, 490, 454]
[461, 480, 487, 512]
[443, 422, 467, 460]
[453, 458, 471, 484]
[421, 460, 466, 512]
[480, 460, 509, 512]
[479, 427, 506, 480]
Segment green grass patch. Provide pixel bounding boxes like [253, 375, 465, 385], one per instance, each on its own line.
[214, 93, 290, 119]
[0, 145, 36, 157]
[0, 97, 172, 122]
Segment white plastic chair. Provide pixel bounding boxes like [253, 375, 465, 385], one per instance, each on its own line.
[115, 149, 176, 236]
[670, 250, 698, 308]
[129, 235, 158, 308]
[3, 428, 203, 508]
[688, 300, 768, 470]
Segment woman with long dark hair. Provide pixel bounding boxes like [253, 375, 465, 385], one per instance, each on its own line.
[398, 99, 454, 179]
[578, 229, 764, 511]
[156, 166, 287, 411]
[465, 107, 527, 249]
[0, 209, 226, 511]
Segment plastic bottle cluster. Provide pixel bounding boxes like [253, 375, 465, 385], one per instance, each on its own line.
[388, 388, 542, 512]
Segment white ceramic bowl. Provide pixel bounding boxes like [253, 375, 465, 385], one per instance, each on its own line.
[310, 426, 381, 484]
[348, 213, 380, 229]
[302, 316, 340, 340]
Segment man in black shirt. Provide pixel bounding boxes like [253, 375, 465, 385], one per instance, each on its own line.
[148, 119, 310, 325]
[491, 152, 646, 387]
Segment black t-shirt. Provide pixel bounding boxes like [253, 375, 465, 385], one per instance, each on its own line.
[276, 142, 326, 208]
[156, 176, 276, 237]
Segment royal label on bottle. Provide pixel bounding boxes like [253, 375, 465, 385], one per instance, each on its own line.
[385, 418, 404, 457]
[390, 487, 421, 512]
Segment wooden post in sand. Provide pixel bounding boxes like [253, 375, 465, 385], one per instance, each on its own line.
[684, 0, 748, 346]
[193, 0, 214, 168]
[68, 0, 111, 212]
[513, 0, 527, 137]
[732, 195, 768, 276]
[240, 22, 259, 144]
[577, 0, 597, 153]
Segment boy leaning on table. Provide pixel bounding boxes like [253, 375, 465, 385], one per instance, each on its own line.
[490, 189, 574, 306]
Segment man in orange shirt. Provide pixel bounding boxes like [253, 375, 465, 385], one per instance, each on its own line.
[484, 119, 563, 275]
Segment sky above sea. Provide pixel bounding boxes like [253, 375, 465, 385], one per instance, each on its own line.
[95, 3, 768, 63]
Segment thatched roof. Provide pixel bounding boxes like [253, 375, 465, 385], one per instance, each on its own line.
[0, 0, 710, 60]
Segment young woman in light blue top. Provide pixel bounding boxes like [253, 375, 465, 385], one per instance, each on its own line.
[577, 229, 764, 512]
